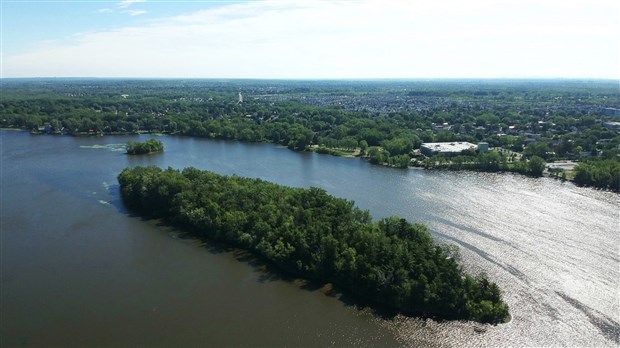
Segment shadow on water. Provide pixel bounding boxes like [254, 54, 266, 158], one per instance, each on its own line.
[228, 240, 423, 320]
[434, 231, 531, 284]
[103, 183, 130, 214]
[108, 183, 507, 329]
[123, 208, 404, 320]
[556, 291, 620, 344]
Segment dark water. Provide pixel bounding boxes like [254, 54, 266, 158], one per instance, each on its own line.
[1, 131, 618, 347]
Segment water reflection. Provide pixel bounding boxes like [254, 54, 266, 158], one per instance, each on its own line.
[1, 131, 618, 347]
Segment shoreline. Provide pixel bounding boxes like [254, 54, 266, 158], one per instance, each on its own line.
[5, 128, 616, 193]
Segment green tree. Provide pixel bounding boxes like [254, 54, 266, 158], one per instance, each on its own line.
[359, 140, 369, 154]
[527, 156, 546, 177]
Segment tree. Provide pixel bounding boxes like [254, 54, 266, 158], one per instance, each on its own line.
[527, 156, 546, 177]
[382, 137, 413, 156]
[524, 141, 550, 159]
[359, 140, 369, 154]
[287, 126, 313, 150]
[368, 147, 388, 164]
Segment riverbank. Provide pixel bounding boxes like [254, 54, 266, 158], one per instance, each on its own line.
[0, 127, 29, 131]
[19, 128, 619, 192]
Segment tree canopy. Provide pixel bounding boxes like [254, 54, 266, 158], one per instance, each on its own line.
[126, 138, 164, 155]
[573, 158, 620, 191]
[118, 165, 510, 323]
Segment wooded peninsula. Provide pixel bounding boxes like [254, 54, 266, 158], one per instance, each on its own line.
[118, 165, 510, 323]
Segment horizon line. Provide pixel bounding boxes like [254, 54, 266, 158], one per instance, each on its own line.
[2, 76, 619, 81]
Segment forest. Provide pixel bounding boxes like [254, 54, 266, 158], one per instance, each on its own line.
[118, 165, 510, 323]
[2, 78, 619, 190]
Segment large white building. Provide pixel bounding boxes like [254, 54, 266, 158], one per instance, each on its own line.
[420, 142, 478, 156]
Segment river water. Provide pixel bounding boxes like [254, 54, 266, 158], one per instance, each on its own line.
[1, 131, 618, 347]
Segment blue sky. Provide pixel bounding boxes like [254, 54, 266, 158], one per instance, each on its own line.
[2, 0, 619, 79]
[2, 1, 228, 55]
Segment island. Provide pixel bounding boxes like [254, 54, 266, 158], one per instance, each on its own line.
[118, 165, 510, 324]
[126, 138, 164, 155]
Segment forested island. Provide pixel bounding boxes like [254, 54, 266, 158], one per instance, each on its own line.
[126, 138, 164, 155]
[118, 165, 510, 323]
[2, 78, 619, 191]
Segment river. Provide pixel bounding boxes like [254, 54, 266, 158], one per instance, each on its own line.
[1, 131, 618, 347]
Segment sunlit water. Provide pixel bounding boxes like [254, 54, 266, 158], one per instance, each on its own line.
[1, 131, 618, 347]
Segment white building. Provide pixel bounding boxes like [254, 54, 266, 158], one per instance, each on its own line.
[420, 142, 477, 156]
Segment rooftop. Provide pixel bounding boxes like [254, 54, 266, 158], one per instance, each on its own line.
[421, 142, 477, 153]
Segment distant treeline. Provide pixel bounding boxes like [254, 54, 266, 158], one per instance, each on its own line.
[118, 166, 510, 323]
[2, 79, 619, 166]
[3, 79, 619, 190]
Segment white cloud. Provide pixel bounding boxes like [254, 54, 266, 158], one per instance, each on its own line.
[97, 0, 146, 15]
[4, 0, 620, 78]
[117, 0, 147, 9]
[124, 9, 147, 17]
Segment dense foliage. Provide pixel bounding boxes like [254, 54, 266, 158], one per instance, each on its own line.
[118, 165, 510, 323]
[126, 138, 164, 155]
[573, 158, 620, 191]
[419, 151, 548, 177]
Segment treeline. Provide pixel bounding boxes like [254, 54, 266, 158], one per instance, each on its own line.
[419, 151, 547, 177]
[126, 138, 164, 155]
[3, 79, 619, 190]
[118, 166, 510, 323]
[2, 79, 619, 166]
[573, 158, 620, 191]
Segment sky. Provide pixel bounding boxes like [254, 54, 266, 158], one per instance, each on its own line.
[1, 0, 619, 79]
